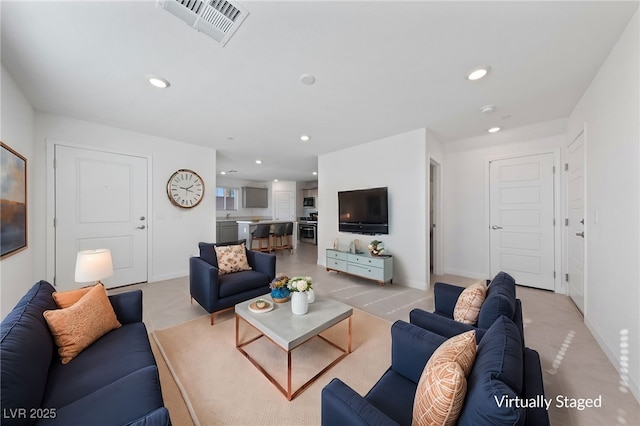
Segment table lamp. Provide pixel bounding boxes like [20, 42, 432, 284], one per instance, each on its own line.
[75, 249, 114, 285]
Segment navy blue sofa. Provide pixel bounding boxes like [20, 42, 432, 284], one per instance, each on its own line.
[0, 280, 170, 426]
[410, 271, 522, 343]
[190, 240, 276, 325]
[321, 315, 549, 426]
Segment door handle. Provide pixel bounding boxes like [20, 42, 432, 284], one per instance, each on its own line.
[136, 225, 146, 230]
[491, 225, 503, 230]
[576, 231, 584, 238]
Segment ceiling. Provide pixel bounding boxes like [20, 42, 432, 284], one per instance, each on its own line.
[2, 1, 637, 182]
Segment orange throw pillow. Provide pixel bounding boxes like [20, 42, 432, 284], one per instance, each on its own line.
[412, 331, 477, 426]
[413, 362, 467, 426]
[426, 330, 477, 376]
[453, 281, 487, 325]
[52, 285, 94, 308]
[43, 284, 121, 364]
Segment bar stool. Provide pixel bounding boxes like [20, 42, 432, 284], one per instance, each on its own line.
[270, 223, 287, 254]
[250, 224, 271, 252]
[281, 222, 294, 253]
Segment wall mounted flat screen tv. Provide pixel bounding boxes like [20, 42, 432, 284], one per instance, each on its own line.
[338, 187, 389, 234]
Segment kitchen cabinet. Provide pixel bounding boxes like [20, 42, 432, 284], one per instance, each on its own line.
[243, 187, 268, 208]
[326, 249, 393, 285]
[216, 221, 239, 244]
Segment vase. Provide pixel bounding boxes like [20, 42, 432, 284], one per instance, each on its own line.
[291, 291, 309, 315]
[271, 287, 290, 303]
[307, 288, 315, 304]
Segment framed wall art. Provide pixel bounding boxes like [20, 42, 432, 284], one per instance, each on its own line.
[1, 142, 27, 259]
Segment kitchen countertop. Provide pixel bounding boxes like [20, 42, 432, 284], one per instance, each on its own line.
[235, 220, 299, 224]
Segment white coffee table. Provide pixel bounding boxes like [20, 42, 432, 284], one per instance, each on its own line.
[235, 295, 353, 400]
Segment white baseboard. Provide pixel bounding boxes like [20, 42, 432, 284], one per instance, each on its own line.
[149, 271, 188, 283]
[585, 317, 640, 404]
[442, 267, 487, 280]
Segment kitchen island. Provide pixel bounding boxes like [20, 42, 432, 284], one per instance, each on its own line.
[236, 220, 298, 250]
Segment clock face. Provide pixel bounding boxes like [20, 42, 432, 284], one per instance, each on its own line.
[167, 169, 204, 208]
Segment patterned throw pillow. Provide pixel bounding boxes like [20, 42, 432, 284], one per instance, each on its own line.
[52, 285, 94, 308]
[214, 243, 252, 275]
[426, 330, 477, 376]
[453, 281, 487, 325]
[412, 331, 477, 426]
[412, 362, 467, 426]
[43, 284, 121, 364]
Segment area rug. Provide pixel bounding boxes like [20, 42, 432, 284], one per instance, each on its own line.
[153, 308, 392, 425]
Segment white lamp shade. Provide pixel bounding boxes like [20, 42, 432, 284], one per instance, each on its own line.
[75, 249, 114, 283]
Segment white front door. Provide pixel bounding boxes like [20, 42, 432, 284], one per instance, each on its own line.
[274, 191, 294, 220]
[489, 153, 555, 290]
[55, 145, 148, 289]
[567, 133, 585, 313]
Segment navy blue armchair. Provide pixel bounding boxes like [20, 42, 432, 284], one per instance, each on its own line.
[410, 271, 523, 343]
[321, 316, 549, 426]
[190, 240, 276, 324]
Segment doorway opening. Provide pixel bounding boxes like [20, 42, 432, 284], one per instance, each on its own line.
[430, 159, 443, 276]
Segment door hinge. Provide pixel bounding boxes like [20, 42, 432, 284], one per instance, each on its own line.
[564, 163, 569, 171]
[565, 218, 569, 226]
[553, 219, 556, 226]
[553, 271, 556, 278]
[53, 218, 56, 227]
[565, 273, 569, 282]
[553, 166, 556, 174]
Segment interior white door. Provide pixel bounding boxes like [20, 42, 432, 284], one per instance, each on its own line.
[567, 133, 585, 313]
[489, 153, 555, 290]
[274, 191, 294, 220]
[55, 145, 148, 290]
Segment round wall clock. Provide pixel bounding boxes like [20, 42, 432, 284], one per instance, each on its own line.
[167, 169, 204, 208]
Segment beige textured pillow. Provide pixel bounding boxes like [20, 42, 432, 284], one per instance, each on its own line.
[43, 284, 121, 364]
[453, 281, 487, 325]
[52, 285, 94, 308]
[215, 243, 252, 275]
[412, 361, 467, 426]
[427, 330, 477, 376]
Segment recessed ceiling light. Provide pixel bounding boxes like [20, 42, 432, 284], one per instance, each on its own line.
[300, 74, 316, 85]
[467, 66, 490, 81]
[255, 160, 262, 164]
[220, 171, 226, 175]
[273, 179, 278, 182]
[488, 127, 501, 133]
[148, 76, 170, 88]
[300, 135, 310, 141]
[312, 171, 318, 176]
[480, 105, 495, 114]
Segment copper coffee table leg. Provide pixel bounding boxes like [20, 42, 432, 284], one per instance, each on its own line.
[236, 314, 353, 401]
[287, 351, 293, 400]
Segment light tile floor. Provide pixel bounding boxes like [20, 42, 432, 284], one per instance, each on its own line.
[115, 243, 640, 426]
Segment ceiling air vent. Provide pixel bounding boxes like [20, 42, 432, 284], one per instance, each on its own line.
[158, 0, 248, 46]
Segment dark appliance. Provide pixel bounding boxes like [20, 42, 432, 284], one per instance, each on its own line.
[338, 187, 389, 234]
[303, 197, 315, 207]
[299, 221, 317, 244]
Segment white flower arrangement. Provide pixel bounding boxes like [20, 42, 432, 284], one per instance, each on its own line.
[368, 240, 385, 256]
[287, 276, 313, 292]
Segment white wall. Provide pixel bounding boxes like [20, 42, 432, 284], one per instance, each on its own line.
[34, 113, 217, 284]
[566, 9, 639, 401]
[443, 120, 565, 281]
[318, 128, 438, 289]
[0, 65, 36, 317]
